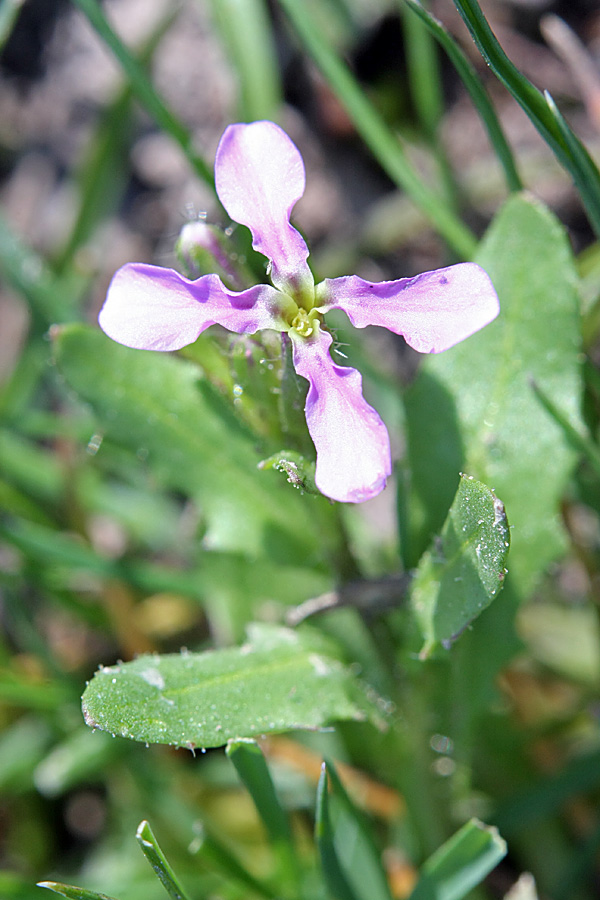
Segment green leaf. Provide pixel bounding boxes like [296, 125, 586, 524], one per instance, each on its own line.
[82, 626, 383, 749]
[136, 820, 193, 900]
[405, 194, 581, 595]
[315, 763, 360, 900]
[324, 760, 394, 900]
[410, 475, 509, 656]
[408, 818, 507, 900]
[226, 739, 292, 845]
[53, 324, 325, 559]
[37, 884, 118, 900]
[226, 740, 299, 889]
[0, 214, 77, 325]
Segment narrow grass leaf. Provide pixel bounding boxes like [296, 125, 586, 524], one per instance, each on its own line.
[452, 0, 600, 237]
[408, 819, 506, 900]
[402, 1, 458, 211]
[37, 884, 118, 900]
[0, 0, 24, 52]
[136, 820, 193, 900]
[0, 214, 77, 324]
[278, 0, 477, 257]
[531, 379, 600, 481]
[226, 739, 299, 889]
[316, 763, 360, 900]
[34, 730, 123, 798]
[193, 826, 281, 900]
[71, 0, 213, 186]
[402, 0, 522, 192]
[54, 8, 178, 273]
[207, 0, 281, 121]
[325, 759, 394, 900]
[226, 740, 292, 845]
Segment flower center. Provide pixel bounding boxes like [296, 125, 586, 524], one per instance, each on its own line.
[290, 307, 321, 338]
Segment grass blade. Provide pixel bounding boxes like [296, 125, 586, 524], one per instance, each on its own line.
[315, 763, 361, 900]
[136, 820, 193, 900]
[207, 0, 281, 121]
[37, 884, 118, 900]
[226, 739, 299, 889]
[402, 1, 459, 210]
[0, 214, 78, 325]
[452, 0, 600, 237]
[226, 739, 292, 845]
[54, 6, 179, 273]
[530, 378, 600, 482]
[278, 0, 477, 258]
[402, 0, 522, 193]
[192, 825, 281, 900]
[0, 0, 24, 52]
[324, 759, 394, 900]
[408, 819, 506, 900]
[71, 0, 213, 187]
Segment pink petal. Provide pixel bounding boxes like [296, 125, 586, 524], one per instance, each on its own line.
[215, 121, 312, 292]
[291, 328, 391, 503]
[98, 263, 290, 351]
[316, 263, 499, 353]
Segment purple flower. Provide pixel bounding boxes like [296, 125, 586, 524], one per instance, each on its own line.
[99, 121, 499, 503]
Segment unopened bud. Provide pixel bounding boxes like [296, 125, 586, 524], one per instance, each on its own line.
[176, 221, 246, 289]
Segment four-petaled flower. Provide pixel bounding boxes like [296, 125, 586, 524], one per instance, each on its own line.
[99, 120, 499, 503]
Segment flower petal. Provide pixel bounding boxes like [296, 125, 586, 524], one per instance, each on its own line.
[316, 263, 499, 353]
[99, 263, 290, 351]
[291, 327, 391, 503]
[215, 121, 312, 292]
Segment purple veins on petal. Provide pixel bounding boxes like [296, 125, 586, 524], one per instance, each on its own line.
[98, 263, 290, 352]
[315, 262, 500, 354]
[291, 327, 392, 504]
[214, 120, 313, 292]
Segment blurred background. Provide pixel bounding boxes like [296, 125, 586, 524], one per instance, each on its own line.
[2, 1, 600, 899]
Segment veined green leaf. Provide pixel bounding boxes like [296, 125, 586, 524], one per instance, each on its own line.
[82, 626, 385, 749]
[410, 475, 509, 656]
[405, 194, 581, 594]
